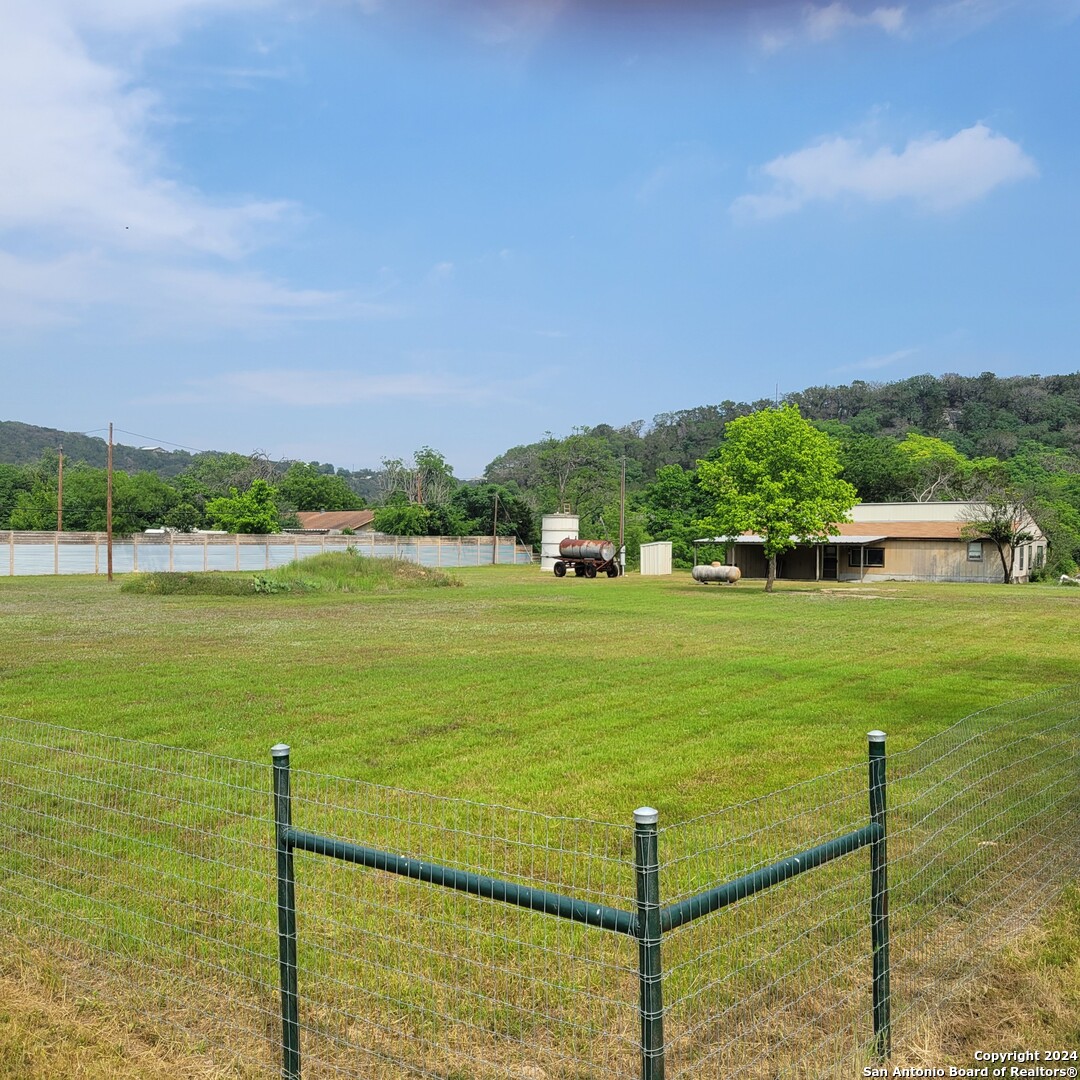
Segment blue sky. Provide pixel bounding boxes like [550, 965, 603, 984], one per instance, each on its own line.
[1, 0, 1077, 477]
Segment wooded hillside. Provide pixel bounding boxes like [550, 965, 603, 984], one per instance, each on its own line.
[5, 371, 1080, 572]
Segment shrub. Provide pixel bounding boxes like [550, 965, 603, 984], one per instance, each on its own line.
[120, 552, 462, 597]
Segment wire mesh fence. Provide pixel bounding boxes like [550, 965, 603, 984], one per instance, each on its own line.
[0, 684, 1078, 1079]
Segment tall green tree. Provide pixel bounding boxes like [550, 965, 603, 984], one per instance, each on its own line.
[278, 462, 361, 512]
[0, 464, 36, 528]
[372, 501, 431, 536]
[822, 427, 916, 502]
[205, 480, 279, 534]
[451, 483, 537, 544]
[376, 447, 458, 510]
[697, 405, 858, 593]
[538, 430, 619, 522]
[960, 491, 1036, 585]
[637, 464, 711, 566]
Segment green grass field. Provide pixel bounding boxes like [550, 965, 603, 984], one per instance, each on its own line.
[2, 565, 1079, 1077]
[2, 565, 1078, 820]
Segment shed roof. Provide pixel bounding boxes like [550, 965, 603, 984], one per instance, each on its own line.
[295, 510, 374, 531]
[697, 521, 976, 544]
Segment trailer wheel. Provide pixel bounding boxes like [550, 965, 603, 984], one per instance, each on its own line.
[553, 561, 567, 577]
[606, 565, 619, 578]
[584, 564, 597, 578]
[574, 565, 585, 576]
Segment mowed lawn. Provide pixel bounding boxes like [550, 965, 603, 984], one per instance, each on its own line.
[1, 566, 1078, 823]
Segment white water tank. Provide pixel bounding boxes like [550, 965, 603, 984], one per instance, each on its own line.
[541, 513, 579, 572]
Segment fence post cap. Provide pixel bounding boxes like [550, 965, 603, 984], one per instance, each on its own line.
[270, 743, 291, 758]
[634, 806, 660, 825]
[867, 730, 886, 743]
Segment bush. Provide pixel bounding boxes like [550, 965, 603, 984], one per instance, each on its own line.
[120, 552, 462, 597]
[120, 573, 256, 596]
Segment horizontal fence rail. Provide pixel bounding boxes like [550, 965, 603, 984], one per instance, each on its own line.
[0, 530, 535, 576]
[284, 825, 638, 935]
[658, 822, 882, 934]
[271, 737, 890, 1079]
[0, 686, 1078, 1078]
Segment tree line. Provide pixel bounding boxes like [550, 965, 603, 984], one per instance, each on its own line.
[481, 372, 1080, 575]
[0, 448, 538, 545]
[3, 371, 1079, 574]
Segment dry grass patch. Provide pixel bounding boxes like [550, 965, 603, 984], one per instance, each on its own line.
[0, 971, 227, 1080]
[892, 886, 1080, 1069]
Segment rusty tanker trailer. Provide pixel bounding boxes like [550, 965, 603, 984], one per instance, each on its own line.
[552, 538, 620, 579]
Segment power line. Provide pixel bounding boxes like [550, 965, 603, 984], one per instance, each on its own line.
[113, 429, 210, 455]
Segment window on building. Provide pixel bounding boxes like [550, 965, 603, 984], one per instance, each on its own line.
[1019, 546, 1025, 571]
[967, 541, 983, 562]
[848, 547, 885, 568]
[1035, 546, 1045, 568]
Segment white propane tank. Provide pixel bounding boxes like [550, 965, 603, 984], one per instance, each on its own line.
[692, 565, 742, 584]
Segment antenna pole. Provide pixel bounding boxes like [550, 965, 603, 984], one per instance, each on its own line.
[57, 445, 64, 532]
[107, 422, 114, 582]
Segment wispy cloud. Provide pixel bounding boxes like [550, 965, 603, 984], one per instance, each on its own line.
[733, 122, 1037, 220]
[761, 2, 907, 52]
[0, 2, 291, 257]
[137, 368, 521, 407]
[806, 3, 907, 40]
[635, 144, 727, 204]
[0, 251, 393, 333]
[468, 0, 567, 47]
[761, 1, 1078, 54]
[0, 0, 379, 334]
[832, 346, 919, 374]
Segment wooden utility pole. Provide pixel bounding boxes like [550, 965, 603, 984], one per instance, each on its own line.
[107, 422, 113, 582]
[619, 455, 626, 573]
[57, 445, 63, 532]
[492, 491, 499, 564]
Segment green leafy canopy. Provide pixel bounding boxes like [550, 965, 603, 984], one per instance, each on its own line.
[697, 404, 858, 560]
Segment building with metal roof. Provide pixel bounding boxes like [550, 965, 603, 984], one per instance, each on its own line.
[695, 503, 1046, 584]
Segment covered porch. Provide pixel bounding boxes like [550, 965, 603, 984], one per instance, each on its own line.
[694, 535, 888, 582]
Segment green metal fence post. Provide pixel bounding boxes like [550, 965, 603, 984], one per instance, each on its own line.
[868, 730, 891, 1059]
[634, 807, 665, 1080]
[272, 744, 301, 1080]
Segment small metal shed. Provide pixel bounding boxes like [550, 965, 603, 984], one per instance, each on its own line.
[640, 541, 673, 576]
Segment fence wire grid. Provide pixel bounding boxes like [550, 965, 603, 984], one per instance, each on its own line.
[0, 684, 1078, 1079]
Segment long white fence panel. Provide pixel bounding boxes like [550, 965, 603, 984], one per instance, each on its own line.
[0, 532, 535, 576]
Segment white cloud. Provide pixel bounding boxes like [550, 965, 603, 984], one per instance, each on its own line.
[733, 123, 1038, 220]
[470, 0, 567, 48]
[54, 0, 269, 34]
[805, 3, 907, 41]
[635, 145, 726, 204]
[760, 2, 906, 51]
[139, 368, 511, 407]
[0, 251, 388, 333]
[0, 2, 291, 259]
[832, 347, 919, 373]
[0, 0, 383, 334]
